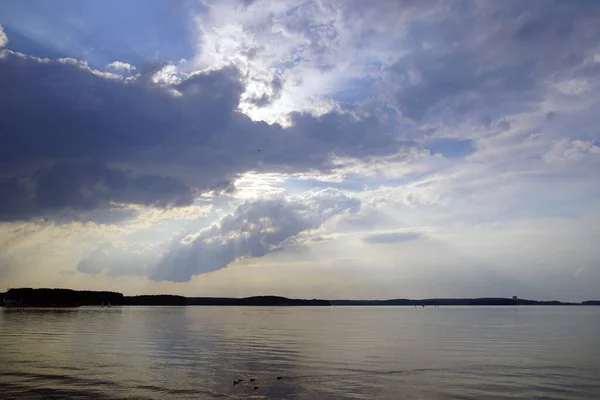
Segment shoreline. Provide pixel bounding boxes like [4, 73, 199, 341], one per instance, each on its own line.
[2, 288, 598, 307]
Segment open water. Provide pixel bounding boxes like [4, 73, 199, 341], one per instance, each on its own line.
[1, 306, 599, 399]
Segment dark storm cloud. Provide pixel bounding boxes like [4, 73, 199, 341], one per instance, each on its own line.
[0, 161, 193, 221]
[0, 51, 243, 165]
[0, 49, 402, 221]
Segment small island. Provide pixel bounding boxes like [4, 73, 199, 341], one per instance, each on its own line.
[1, 288, 598, 307]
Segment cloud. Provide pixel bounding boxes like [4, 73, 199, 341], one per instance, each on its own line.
[106, 61, 136, 72]
[362, 231, 425, 244]
[76, 188, 360, 281]
[424, 138, 474, 158]
[194, 0, 439, 123]
[3, 1, 600, 300]
[149, 188, 360, 281]
[0, 49, 405, 221]
[0, 50, 243, 165]
[3, 2, 597, 224]
[0, 161, 194, 221]
[374, 1, 600, 126]
[544, 140, 600, 163]
[246, 75, 284, 107]
[0, 24, 7, 48]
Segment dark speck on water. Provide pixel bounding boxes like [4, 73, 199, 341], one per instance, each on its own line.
[1, 306, 599, 399]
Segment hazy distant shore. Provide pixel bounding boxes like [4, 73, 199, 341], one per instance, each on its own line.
[1, 288, 598, 307]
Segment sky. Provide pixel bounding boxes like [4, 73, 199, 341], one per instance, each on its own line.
[1, 0, 599, 301]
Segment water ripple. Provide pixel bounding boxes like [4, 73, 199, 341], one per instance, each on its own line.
[1, 306, 599, 399]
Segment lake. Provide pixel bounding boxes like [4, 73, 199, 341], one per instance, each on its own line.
[1, 306, 599, 399]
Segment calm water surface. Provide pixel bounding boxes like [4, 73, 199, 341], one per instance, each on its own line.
[1, 306, 599, 399]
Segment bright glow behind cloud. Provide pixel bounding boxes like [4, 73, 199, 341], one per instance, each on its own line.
[193, 0, 426, 124]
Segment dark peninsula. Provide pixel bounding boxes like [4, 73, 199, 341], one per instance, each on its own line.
[1, 288, 598, 307]
[1, 288, 329, 307]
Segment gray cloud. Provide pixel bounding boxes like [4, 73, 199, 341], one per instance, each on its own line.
[150, 188, 360, 281]
[424, 139, 474, 158]
[0, 48, 402, 221]
[378, 0, 600, 124]
[362, 231, 424, 244]
[2, 1, 600, 224]
[247, 75, 284, 107]
[76, 188, 360, 281]
[0, 161, 193, 221]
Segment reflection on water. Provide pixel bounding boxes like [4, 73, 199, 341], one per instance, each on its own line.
[1, 306, 599, 399]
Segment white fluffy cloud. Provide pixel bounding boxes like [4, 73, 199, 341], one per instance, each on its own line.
[544, 139, 600, 163]
[0, 24, 7, 48]
[106, 61, 136, 72]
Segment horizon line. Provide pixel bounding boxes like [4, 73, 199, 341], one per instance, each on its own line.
[3, 288, 598, 304]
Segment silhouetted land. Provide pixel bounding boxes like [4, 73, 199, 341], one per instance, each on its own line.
[329, 298, 583, 306]
[124, 295, 187, 306]
[187, 296, 329, 306]
[2, 288, 124, 307]
[1, 288, 598, 307]
[1, 289, 328, 307]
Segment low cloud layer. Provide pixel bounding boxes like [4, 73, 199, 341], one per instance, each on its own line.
[153, 188, 360, 281]
[78, 189, 360, 281]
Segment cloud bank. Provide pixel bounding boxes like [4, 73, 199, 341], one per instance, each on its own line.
[78, 189, 359, 281]
[0, 49, 402, 221]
